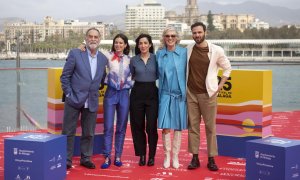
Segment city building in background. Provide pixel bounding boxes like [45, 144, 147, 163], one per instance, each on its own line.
[125, 0, 167, 38]
[4, 16, 106, 45]
[1, 0, 274, 53]
[165, 0, 200, 26]
[199, 14, 256, 32]
[0, 32, 5, 52]
[165, 0, 269, 32]
[0, 32, 5, 42]
[250, 18, 270, 30]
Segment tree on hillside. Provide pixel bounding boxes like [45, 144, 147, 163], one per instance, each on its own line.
[207, 10, 215, 32]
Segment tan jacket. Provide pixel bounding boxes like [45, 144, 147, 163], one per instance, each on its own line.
[186, 41, 232, 97]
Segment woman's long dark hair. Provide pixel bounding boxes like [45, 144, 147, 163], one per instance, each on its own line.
[111, 33, 130, 55]
[135, 33, 154, 55]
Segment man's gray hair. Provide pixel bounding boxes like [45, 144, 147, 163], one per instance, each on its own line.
[85, 27, 101, 37]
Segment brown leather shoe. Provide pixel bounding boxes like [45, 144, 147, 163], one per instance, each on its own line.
[207, 157, 218, 171]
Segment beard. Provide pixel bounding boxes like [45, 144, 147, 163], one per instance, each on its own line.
[194, 34, 206, 45]
[87, 43, 98, 50]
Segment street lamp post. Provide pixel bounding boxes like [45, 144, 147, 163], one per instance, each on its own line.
[16, 32, 21, 130]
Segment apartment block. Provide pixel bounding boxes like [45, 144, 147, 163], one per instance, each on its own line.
[4, 16, 106, 45]
[125, 0, 166, 38]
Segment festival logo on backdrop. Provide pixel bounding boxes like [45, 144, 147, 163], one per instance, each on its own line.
[217, 76, 232, 98]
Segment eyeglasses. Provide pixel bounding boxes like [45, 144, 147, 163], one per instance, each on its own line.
[164, 34, 176, 38]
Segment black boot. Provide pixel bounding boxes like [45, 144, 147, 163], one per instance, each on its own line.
[139, 155, 146, 166]
[147, 157, 155, 166]
[187, 154, 200, 170]
[207, 157, 218, 171]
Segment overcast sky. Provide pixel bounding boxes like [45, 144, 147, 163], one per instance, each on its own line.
[1, 0, 299, 22]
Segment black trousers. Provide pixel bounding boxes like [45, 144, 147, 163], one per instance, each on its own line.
[130, 81, 158, 158]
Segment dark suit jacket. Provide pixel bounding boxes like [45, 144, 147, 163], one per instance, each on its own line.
[60, 48, 108, 112]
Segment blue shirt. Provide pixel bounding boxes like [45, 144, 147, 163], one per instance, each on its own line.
[130, 53, 157, 82]
[85, 48, 98, 108]
[87, 48, 98, 80]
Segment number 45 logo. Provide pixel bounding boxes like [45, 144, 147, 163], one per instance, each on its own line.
[217, 76, 232, 91]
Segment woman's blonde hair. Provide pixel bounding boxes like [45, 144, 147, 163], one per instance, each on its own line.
[159, 26, 181, 48]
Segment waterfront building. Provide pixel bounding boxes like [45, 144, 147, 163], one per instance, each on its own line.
[0, 32, 5, 52]
[165, 0, 200, 26]
[184, 0, 200, 25]
[166, 20, 189, 35]
[125, 0, 167, 38]
[289, 24, 300, 29]
[165, 0, 269, 32]
[250, 18, 270, 30]
[0, 32, 5, 42]
[4, 16, 106, 45]
[199, 14, 256, 32]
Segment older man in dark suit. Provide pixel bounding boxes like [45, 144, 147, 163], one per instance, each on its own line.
[60, 27, 108, 169]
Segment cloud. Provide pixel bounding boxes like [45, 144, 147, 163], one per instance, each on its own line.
[1, 0, 130, 21]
